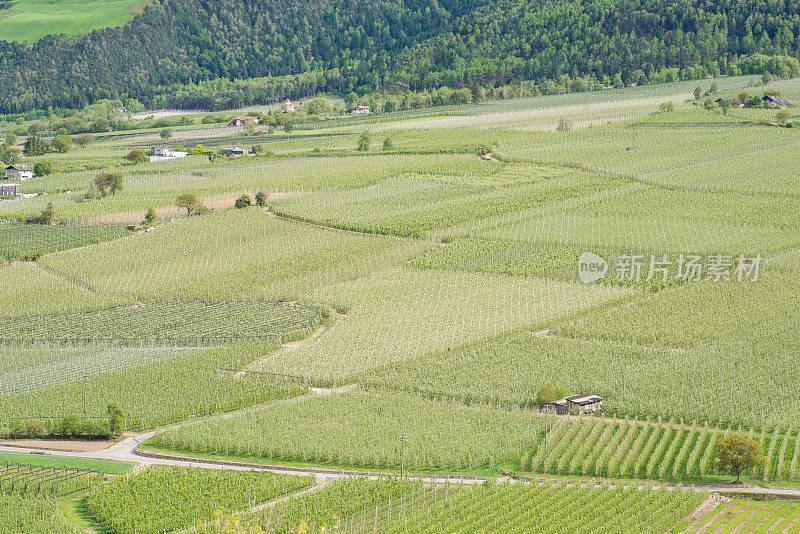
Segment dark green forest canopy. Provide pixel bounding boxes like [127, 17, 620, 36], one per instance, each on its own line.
[0, 0, 799, 113]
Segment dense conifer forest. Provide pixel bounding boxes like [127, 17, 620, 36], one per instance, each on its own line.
[0, 0, 799, 113]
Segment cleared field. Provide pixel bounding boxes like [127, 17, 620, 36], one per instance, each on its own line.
[85, 466, 311, 534]
[0, 223, 127, 261]
[152, 390, 542, 471]
[0, 0, 146, 42]
[249, 478, 706, 534]
[677, 499, 800, 533]
[0, 301, 321, 343]
[1, 342, 308, 429]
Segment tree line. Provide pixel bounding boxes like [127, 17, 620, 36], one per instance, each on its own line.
[0, 0, 799, 113]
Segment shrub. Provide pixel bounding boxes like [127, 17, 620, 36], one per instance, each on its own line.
[255, 191, 267, 207]
[235, 194, 252, 209]
[358, 130, 371, 151]
[125, 149, 148, 164]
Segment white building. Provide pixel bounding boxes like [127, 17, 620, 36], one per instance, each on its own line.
[352, 105, 371, 115]
[149, 146, 188, 162]
[281, 99, 296, 113]
[5, 165, 33, 181]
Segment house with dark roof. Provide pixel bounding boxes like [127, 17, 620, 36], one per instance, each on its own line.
[763, 94, 792, 108]
[5, 164, 33, 181]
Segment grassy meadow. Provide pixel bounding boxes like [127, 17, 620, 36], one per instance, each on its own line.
[0, 0, 147, 42]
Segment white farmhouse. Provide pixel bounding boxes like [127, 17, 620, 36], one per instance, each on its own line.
[149, 146, 188, 163]
[5, 165, 33, 181]
[352, 105, 371, 115]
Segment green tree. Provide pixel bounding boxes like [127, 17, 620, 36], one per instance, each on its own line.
[693, 87, 702, 101]
[33, 161, 54, 177]
[51, 134, 72, 153]
[284, 122, 294, 135]
[714, 434, 765, 483]
[255, 191, 267, 207]
[107, 403, 125, 436]
[382, 137, 394, 151]
[1, 146, 22, 164]
[160, 128, 172, 139]
[721, 99, 731, 115]
[74, 133, 94, 148]
[176, 193, 199, 216]
[126, 149, 148, 164]
[776, 110, 791, 125]
[535, 384, 560, 406]
[24, 134, 48, 156]
[358, 130, 371, 151]
[94, 172, 123, 197]
[4, 132, 16, 146]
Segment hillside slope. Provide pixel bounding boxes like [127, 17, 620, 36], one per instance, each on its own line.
[0, 0, 798, 113]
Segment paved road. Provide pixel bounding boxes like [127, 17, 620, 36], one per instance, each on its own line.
[4, 387, 800, 495]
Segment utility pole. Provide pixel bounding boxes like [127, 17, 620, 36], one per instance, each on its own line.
[400, 434, 408, 477]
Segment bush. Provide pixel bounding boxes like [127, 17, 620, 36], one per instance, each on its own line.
[234, 194, 252, 209]
[142, 206, 159, 227]
[357, 130, 371, 151]
[125, 149, 148, 164]
[255, 191, 267, 207]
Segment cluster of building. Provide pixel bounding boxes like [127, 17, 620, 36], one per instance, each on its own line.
[546, 394, 604, 415]
[0, 164, 31, 197]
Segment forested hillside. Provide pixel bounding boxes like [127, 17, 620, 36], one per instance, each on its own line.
[0, 0, 799, 113]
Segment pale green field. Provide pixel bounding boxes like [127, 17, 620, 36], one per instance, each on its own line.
[0, 0, 146, 42]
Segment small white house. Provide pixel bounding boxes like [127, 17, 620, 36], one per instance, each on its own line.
[149, 146, 187, 163]
[352, 105, 371, 115]
[5, 165, 33, 181]
[281, 99, 296, 113]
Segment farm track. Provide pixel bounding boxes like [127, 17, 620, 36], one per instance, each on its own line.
[5, 393, 800, 497]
